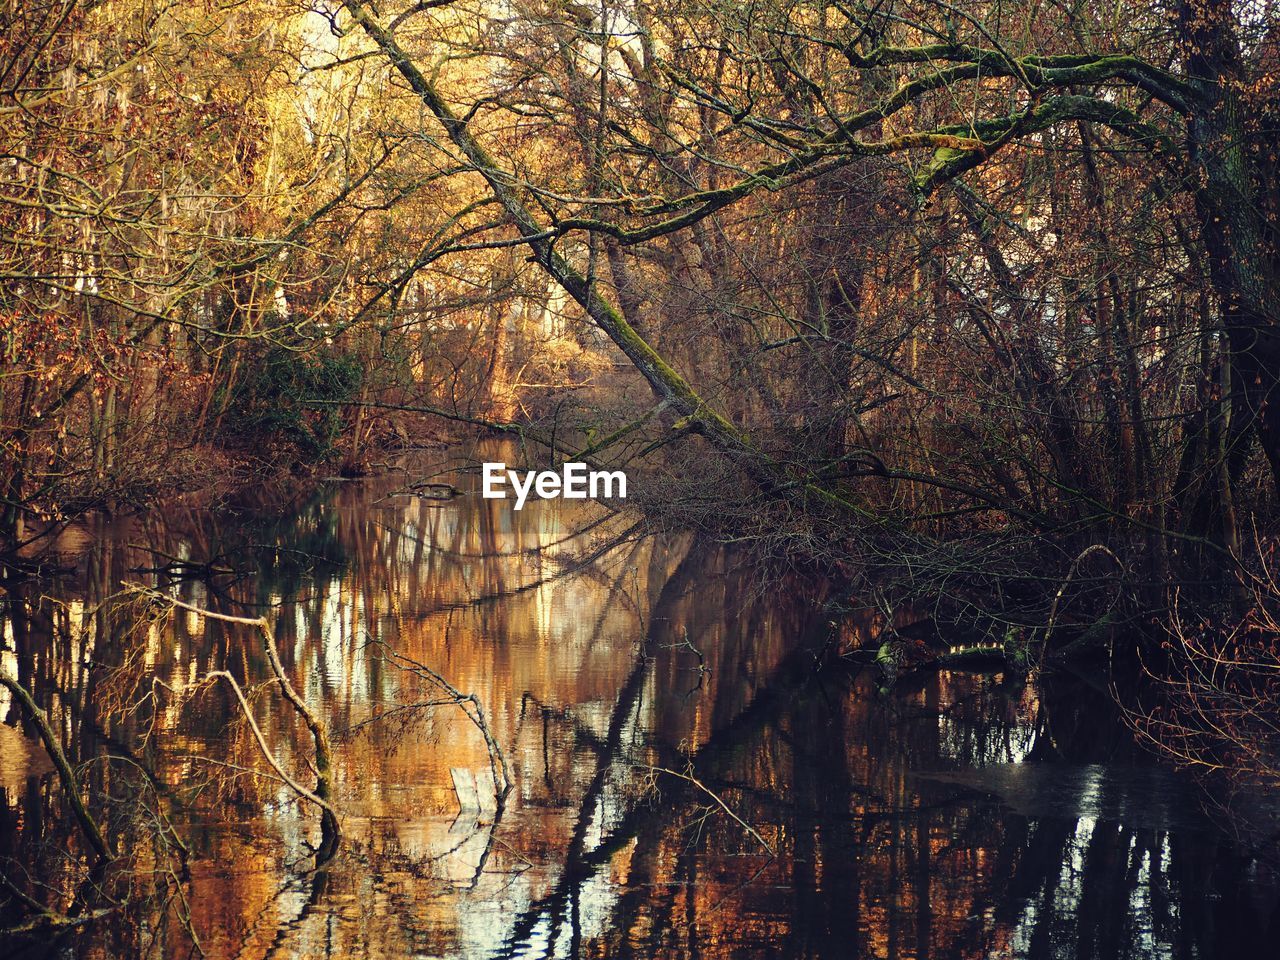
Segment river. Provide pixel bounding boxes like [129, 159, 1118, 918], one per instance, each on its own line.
[1, 442, 1276, 958]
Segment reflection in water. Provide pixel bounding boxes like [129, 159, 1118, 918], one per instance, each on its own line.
[1, 442, 1277, 958]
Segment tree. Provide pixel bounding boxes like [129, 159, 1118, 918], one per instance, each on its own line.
[336, 0, 1280, 512]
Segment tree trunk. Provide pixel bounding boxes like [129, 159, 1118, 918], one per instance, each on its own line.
[1181, 0, 1280, 492]
[342, 1, 811, 502]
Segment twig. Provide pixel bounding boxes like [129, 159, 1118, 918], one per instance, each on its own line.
[201, 671, 335, 816]
[125, 585, 342, 864]
[368, 638, 513, 813]
[1042, 544, 1123, 653]
[641, 764, 775, 857]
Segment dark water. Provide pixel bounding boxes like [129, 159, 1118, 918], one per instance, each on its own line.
[1, 442, 1277, 958]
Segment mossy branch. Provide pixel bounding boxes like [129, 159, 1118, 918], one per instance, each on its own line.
[341, 0, 874, 519]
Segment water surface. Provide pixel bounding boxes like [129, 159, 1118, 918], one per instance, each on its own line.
[1, 443, 1276, 958]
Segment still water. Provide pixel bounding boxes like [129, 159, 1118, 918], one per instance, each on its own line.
[1, 443, 1277, 958]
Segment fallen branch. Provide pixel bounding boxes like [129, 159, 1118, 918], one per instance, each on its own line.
[368, 638, 513, 814]
[642, 764, 775, 857]
[202, 671, 337, 819]
[0, 665, 113, 863]
[0, 906, 115, 937]
[125, 586, 341, 864]
[1042, 544, 1125, 662]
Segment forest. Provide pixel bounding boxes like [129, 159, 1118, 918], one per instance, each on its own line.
[3, 0, 1280, 957]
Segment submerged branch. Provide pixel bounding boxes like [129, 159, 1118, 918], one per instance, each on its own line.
[200, 671, 337, 818]
[0, 665, 113, 863]
[367, 637, 513, 814]
[641, 764, 776, 857]
[124, 586, 342, 865]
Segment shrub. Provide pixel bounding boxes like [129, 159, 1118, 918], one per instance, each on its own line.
[220, 346, 362, 464]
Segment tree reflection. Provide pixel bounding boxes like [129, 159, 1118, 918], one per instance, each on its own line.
[2, 445, 1277, 958]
